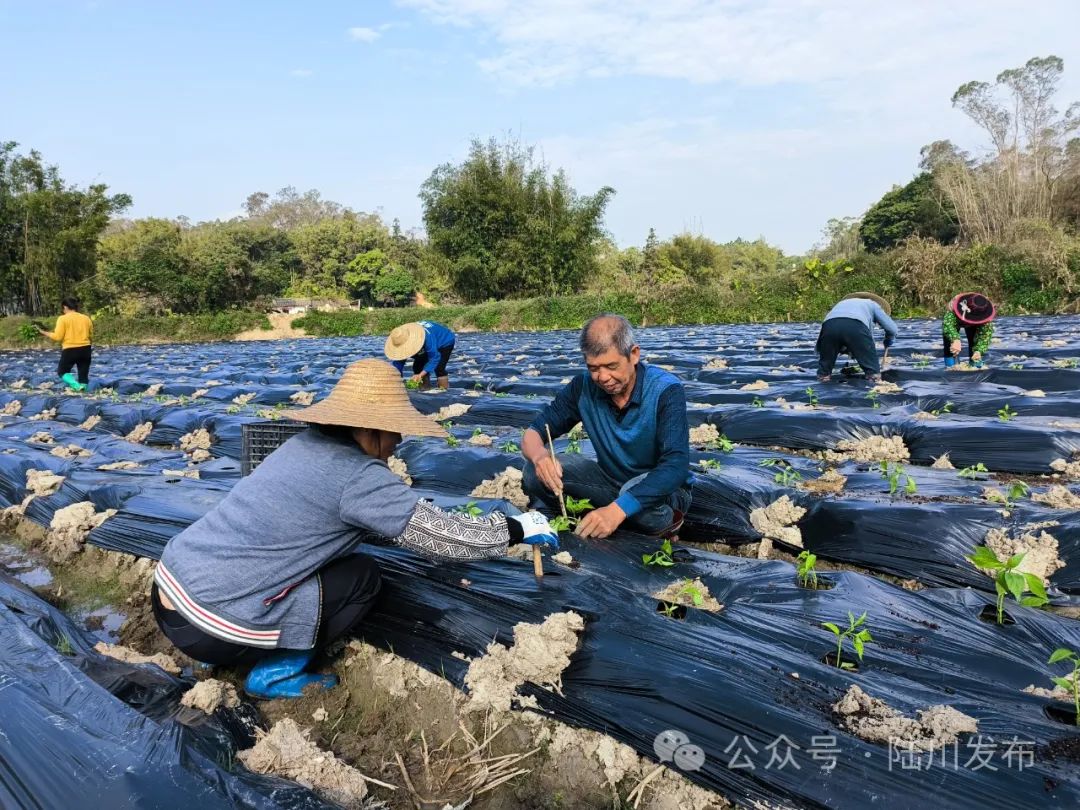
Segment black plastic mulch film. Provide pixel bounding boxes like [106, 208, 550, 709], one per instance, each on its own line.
[0, 315, 1079, 808]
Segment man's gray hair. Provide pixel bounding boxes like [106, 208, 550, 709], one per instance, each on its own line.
[580, 313, 636, 358]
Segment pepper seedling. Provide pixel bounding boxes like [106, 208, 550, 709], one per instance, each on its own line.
[707, 434, 735, 453]
[822, 611, 873, 670]
[760, 458, 802, 486]
[751, 397, 765, 408]
[677, 578, 705, 607]
[1047, 648, 1080, 726]
[549, 496, 593, 533]
[642, 539, 676, 568]
[959, 463, 989, 480]
[879, 461, 917, 495]
[796, 550, 818, 589]
[865, 390, 880, 409]
[965, 545, 1049, 624]
[451, 501, 484, 518]
[498, 440, 520, 453]
[805, 386, 819, 406]
[699, 458, 722, 471]
[997, 403, 1017, 422]
[404, 378, 421, 390]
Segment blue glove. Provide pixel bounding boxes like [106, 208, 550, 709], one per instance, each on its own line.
[509, 511, 559, 550]
[972, 360, 984, 369]
[944, 357, 956, 368]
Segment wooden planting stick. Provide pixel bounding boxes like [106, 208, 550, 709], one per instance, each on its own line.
[545, 423, 568, 519]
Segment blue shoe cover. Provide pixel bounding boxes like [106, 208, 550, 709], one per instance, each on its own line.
[943, 357, 956, 368]
[247, 672, 338, 699]
[61, 373, 79, 390]
[245, 649, 337, 698]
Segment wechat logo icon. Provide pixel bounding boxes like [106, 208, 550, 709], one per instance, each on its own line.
[653, 729, 706, 772]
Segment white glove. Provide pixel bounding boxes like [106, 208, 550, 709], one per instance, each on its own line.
[509, 511, 560, 550]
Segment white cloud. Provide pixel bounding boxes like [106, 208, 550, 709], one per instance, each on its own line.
[347, 26, 382, 43]
[398, 1, 1080, 249]
[290, 68, 314, 78]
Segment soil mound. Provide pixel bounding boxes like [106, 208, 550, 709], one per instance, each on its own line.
[833, 685, 977, 751]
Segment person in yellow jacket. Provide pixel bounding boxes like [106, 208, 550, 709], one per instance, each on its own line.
[36, 297, 93, 392]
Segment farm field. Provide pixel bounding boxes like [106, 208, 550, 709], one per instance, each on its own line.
[2, 315, 1080, 809]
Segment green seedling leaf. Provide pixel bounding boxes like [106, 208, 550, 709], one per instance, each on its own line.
[1052, 676, 1075, 690]
[852, 636, 864, 659]
[1024, 574, 1048, 601]
[821, 622, 841, 636]
[1005, 552, 1027, 571]
[966, 546, 1003, 570]
[1003, 571, 1027, 603]
[1049, 648, 1076, 665]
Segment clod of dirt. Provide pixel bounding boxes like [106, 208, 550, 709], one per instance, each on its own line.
[191, 388, 209, 399]
[834, 435, 909, 463]
[232, 393, 256, 406]
[652, 578, 723, 612]
[387, 455, 412, 485]
[124, 421, 154, 443]
[239, 719, 371, 808]
[468, 432, 494, 446]
[289, 390, 315, 405]
[704, 357, 728, 369]
[44, 502, 118, 564]
[739, 380, 769, 391]
[179, 428, 212, 453]
[871, 381, 903, 394]
[433, 403, 470, 422]
[144, 383, 163, 396]
[28, 431, 54, 444]
[2, 399, 22, 416]
[802, 468, 847, 494]
[506, 543, 534, 561]
[163, 468, 200, 480]
[191, 448, 212, 463]
[343, 640, 443, 698]
[26, 469, 64, 497]
[930, 453, 955, 470]
[552, 551, 574, 565]
[50, 444, 92, 459]
[78, 414, 101, 430]
[1051, 458, 1080, 480]
[983, 527, 1065, 585]
[471, 467, 530, 510]
[93, 641, 181, 675]
[688, 423, 720, 445]
[464, 611, 585, 713]
[1027, 389, 1047, 398]
[10, 379, 28, 390]
[98, 460, 142, 471]
[1033, 486, 1080, 509]
[30, 408, 57, 421]
[523, 368, 541, 377]
[180, 678, 240, 713]
[913, 411, 938, 420]
[833, 685, 977, 751]
[1023, 680, 1075, 701]
[750, 496, 806, 548]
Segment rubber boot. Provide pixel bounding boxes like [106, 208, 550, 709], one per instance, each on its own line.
[437, 375, 449, 390]
[244, 649, 338, 699]
[61, 373, 80, 391]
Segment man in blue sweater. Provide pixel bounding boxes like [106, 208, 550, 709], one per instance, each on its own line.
[521, 314, 692, 539]
[815, 292, 898, 382]
[384, 320, 456, 389]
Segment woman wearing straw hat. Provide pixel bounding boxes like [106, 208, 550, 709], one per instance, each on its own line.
[385, 320, 456, 390]
[815, 292, 898, 382]
[150, 359, 557, 699]
[943, 292, 996, 368]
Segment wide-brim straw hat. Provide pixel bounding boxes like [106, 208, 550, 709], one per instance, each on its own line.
[384, 323, 426, 361]
[284, 358, 446, 437]
[842, 291, 892, 316]
[950, 292, 996, 325]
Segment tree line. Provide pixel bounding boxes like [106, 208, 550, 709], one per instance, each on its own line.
[2, 54, 1078, 319]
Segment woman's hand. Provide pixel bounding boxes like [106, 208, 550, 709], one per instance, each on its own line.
[950, 339, 961, 356]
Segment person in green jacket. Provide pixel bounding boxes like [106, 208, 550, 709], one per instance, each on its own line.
[943, 292, 996, 368]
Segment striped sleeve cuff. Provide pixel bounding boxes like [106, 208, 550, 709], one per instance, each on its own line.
[615, 491, 642, 517]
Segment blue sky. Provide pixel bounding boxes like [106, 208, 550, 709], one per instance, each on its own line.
[4, 1, 1079, 252]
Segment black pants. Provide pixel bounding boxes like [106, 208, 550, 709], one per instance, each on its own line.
[151, 553, 382, 667]
[816, 318, 879, 377]
[57, 345, 92, 385]
[412, 342, 454, 377]
[942, 326, 980, 359]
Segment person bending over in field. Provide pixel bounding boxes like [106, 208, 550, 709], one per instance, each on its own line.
[37, 297, 94, 392]
[384, 320, 456, 389]
[815, 292, 897, 383]
[152, 360, 556, 699]
[943, 292, 996, 368]
[520, 314, 692, 540]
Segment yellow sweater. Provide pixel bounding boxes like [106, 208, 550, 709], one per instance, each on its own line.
[47, 312, 93, 348]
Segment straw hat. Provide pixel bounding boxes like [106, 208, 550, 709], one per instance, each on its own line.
[842, 291, 892, 316]
[284, 359, 446, 437]
[384, 323, 426, 361]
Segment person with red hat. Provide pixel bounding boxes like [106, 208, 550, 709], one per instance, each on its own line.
[943, 292, 996, 368]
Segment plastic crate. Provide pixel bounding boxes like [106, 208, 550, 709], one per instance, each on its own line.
[241, 421, 307, 476]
